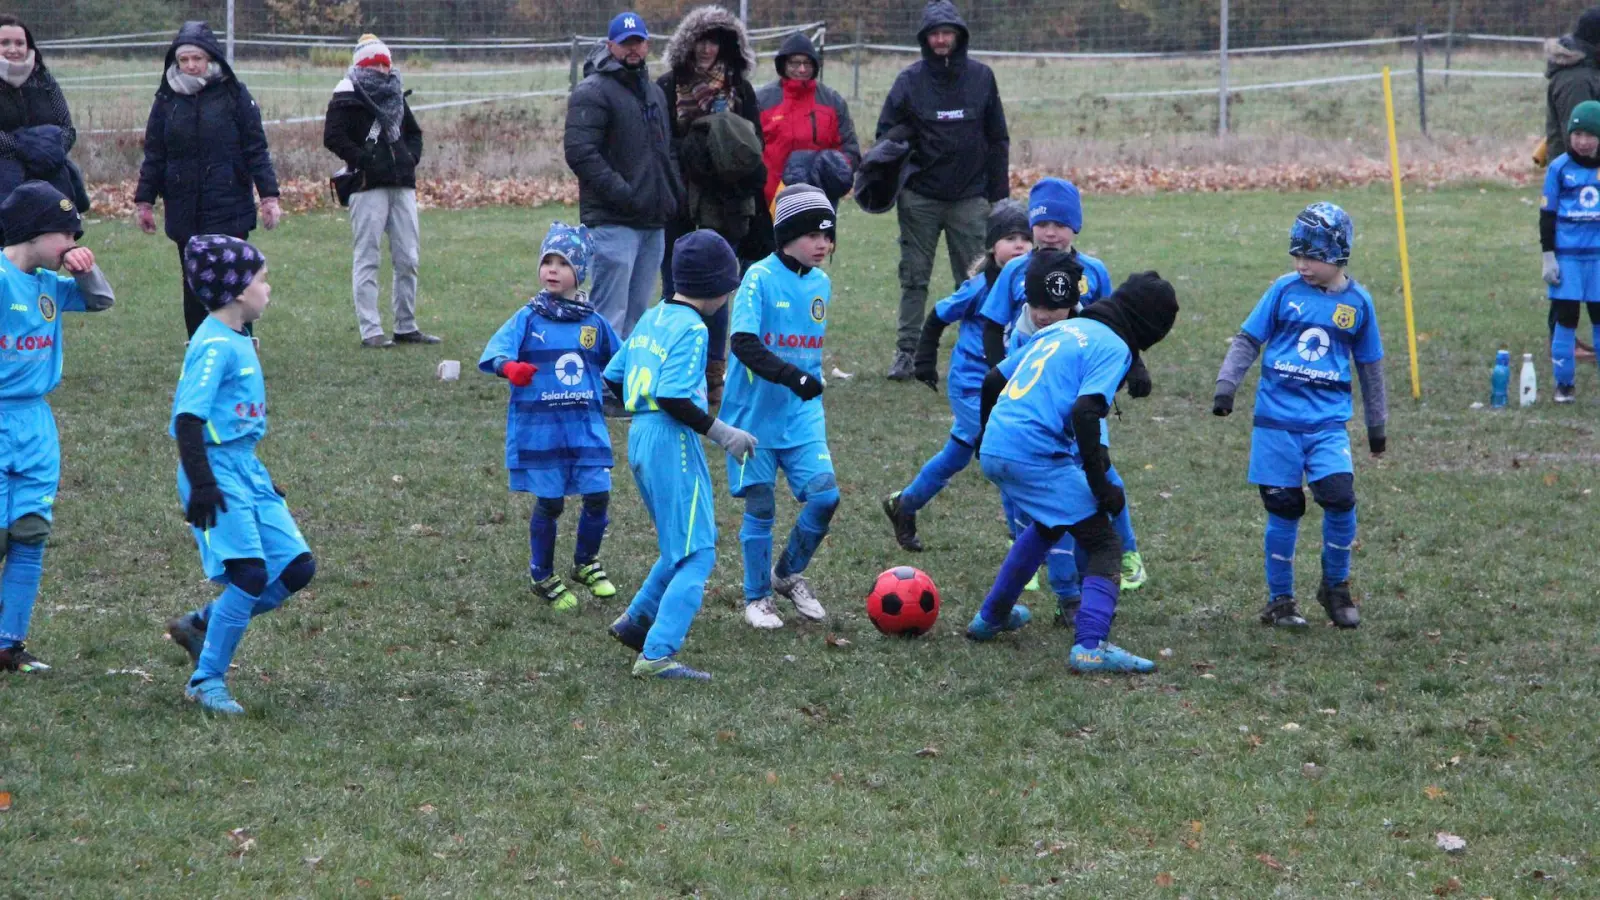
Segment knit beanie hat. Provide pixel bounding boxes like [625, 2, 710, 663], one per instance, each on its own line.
[1024, 247, 1084, 311]
[1080, 271, 1179, 353]
[539, 221, 594, 285]
[183, 234, 266, 310]
[1578, 8, 1600, 46]
[1288, 201, 1354, 266]
[1571, 100, 1600, 140]
[1028, 177, 1082, 232]
[0, 180, 82, 246]
[773, 183, 837, 250]
[353, 34, 392, 69]
[672, 229, 742, 300]
[986, 198, 1030, 247]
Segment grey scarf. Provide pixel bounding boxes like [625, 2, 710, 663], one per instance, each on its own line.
[2, 51, 35, 89]
[346, 65, 404, 142]
[165, 62, 221, 96]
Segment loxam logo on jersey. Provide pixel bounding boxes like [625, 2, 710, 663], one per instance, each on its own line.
[763, 332, 825, 349]
[1332, 304, 1357, 330]
[0, 334, 54, 351]
[233, 401, 266, 418]
[810, 297, 826, 323]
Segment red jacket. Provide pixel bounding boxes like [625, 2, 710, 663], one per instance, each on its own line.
[757, 77, 858, 206]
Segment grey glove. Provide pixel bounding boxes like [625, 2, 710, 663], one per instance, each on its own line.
[1543, 251, 1561, 286]
[707, 418, 758, 462]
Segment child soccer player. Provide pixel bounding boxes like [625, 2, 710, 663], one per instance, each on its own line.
[602, 230, 756, 681]
[1541, 99, 1600, 402]
[163, 235, 316, 714]
[478, 222, 620, 609]
[1213, 202, 1387, 631]
[970, 261, 1179, 672]
[0, 181, 114, 673]
[721, 184, 837, 630]
[880, 200, 1031, 552]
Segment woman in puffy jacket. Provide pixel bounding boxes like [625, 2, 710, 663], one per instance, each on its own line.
[0, 15, 83, 229]
[755, 31, 860, 207]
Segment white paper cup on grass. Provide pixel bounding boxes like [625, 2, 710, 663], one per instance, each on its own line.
[436, 360, 461, 381]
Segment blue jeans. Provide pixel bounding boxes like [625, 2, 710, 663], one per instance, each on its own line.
[590, 225, 665, 339]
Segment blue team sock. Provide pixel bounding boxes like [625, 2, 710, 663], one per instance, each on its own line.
[900, 437, 974, 514]
[1321, 508, 1357, 585]
[0, 542, 44, 645]
[776, 491, 837, 579]
[1112, 505, 1137, 553]
[1073, 575, 1119, 648]
[979, 525, 1052, 625]
[190, 583, 257, 684]
[1264, 513, 1299, 598]
[739, 512, 774, 601]
[643, 548, 715, 660]
[1045, 535, 1081, 600]
[574, 503, 608, 567]
[625, 556, 674, 627]
[1553, 323, 1578, 387]
[528, 504, 559, 581]
[250, 580, 291, 617]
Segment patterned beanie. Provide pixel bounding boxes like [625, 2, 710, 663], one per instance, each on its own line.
[183, 234, 266, 310]
[539, 221, 594, 285]
[773, 183, 836, 249]
[353, 34, 392, 69]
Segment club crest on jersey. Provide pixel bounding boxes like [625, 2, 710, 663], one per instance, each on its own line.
[579, 325, 598, 349]
[38, 294, 55, 322]
[58, 198, 73, 212]
[810, 297, 826, 323]
[1332, 303, 1356, 330]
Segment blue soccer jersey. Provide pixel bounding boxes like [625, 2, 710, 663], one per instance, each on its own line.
[1007, 310, 1112, 448]
[977, 248, 1112, 334]
[1543, 153, 1600, 254]
[169, 316, 268, 446]
[1240, 273, 1384, 434]
[720, 253, 830, 449]
[932, 271, 995, 396]
[983, 318, 1130, 467]
[0, 255, 92, 402]
[604, 300, 710, 418]
[478, 302, 619, 471]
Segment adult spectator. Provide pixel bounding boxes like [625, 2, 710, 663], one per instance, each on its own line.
[755, 30, 860, 207]
[324, 34, 437, 348]
[876, 1, 1009, 382]
[0, 15, 86, 228]
[656, 5, 767, 407]
[564, 11, 682, 355]
[1545, 7, 1600, 360]
[135, 21, 281, 339]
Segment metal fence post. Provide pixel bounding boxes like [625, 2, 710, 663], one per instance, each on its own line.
[1218, 0, 1229, 137]
[1415, 21, 1428, 135]
[1444, 0, 1457, 89]
[226, 0, 235, 65]
[570, 36, 581, 91]
[853, 17, 862, 102]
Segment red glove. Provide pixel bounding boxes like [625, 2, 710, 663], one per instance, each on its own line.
[502, 361, 538, 387]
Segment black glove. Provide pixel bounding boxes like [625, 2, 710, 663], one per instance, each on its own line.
[913, 358, 938, 391]
[185, 483, 229, 530]
[273, 482, 286, 498]
[786, 370, 824, 401]
[1095, 483, 1126, 517]
[1212, 393, 1234, 417]
[1369, 435, 1387, 456]
[1126, 362, 1152, 399]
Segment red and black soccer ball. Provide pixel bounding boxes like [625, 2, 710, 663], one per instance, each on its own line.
[865, 566, 941, 637]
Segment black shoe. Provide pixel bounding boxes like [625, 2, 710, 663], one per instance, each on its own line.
[881, 491, 923, 552]
[1053, 598, 1080, 627]
[1555, 383, 1576, 404]
[1317, 581, 1360, 629]
[1259, 596, 1309, 629]
[886, 351, 915, 381]
[361, 335, 394, 348]
[0, 643, 51, 673]
[166, 612, 207, 665]
[393, 330, 442, 345]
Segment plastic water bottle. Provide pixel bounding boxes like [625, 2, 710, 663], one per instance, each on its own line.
[1490, 350, 1510, 408]
[1519, 352, 1538, 407]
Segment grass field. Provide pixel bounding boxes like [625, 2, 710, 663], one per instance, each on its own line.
[3, 183, 1598, 897]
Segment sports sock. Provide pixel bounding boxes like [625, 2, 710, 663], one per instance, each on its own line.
[574, 501, 608, 567]
[528, 504, 559, 581]
[776, 493, 837, 579]
[250, 580, 290, 617]
[900, 437, 974, 514]
[1073, 574, 1119, 648]
[1553, 323, 1577, 387]
[979, 524, 1051, 624]
[643, 548, 715, 660]
[0, 542, 44, 645]
[739, 512, 774, 601]
[1264, 513, 1298, 598]
[1593, 323, 1600, 376]
[1321, 507, 1357, 585]
[190, 583, 257, 684]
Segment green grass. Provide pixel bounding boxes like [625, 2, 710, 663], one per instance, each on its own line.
[3, 185, 1599, 897]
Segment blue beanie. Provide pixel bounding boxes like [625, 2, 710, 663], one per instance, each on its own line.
[540, 221, 593, 285]
[183, 234, 266, 310]
[0, 180, 83, 246]
[1028, 177, 1082, 233]
[672, 230, 742, 299]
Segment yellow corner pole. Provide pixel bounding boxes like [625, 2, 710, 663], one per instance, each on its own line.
[1381, 67, 1423, 399]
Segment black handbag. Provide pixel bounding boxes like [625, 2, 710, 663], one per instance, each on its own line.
[329, 119, 381, 207]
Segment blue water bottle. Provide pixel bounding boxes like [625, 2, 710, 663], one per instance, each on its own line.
[1490, 349, 1510, 408]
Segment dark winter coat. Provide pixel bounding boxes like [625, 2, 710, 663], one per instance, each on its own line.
[323, 80, 423, 191]
[564, 45, 681, 230]
[854, 124, 918, 214]
[1546, 35, 1600, 157]
[134, 21, 279, 243]
[755, 31, 860, 206]
[874, 1, 1010, 203]
[0, 21, 81, 211]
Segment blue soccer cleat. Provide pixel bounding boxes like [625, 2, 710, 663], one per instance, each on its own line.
[1069, 641, 1156, 674]
[608, 612, 649, 652]
[184, 677, 245, 715]
[632, 654, 711, 682]
[965, 604, 1031, 641]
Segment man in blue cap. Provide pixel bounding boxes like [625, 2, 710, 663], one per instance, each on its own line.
[565, 11, 683, 413]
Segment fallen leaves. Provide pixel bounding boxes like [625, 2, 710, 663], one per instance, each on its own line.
[1301, 762, 1325, 780]
[227, 827, 256, 858]
[1433, 876, 1464, 896]
[1424, 785, 1448, 801]
[0, 792, 11, 812]
[1256, 852, 1286, 871]
[1435, 831, 1468, 853]
[824, 633, 851, 648]
[1154, 871, 1175, 887]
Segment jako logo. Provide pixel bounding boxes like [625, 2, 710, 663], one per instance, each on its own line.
[1296, 327, 1331, 362]
[555, 352, 586, 386]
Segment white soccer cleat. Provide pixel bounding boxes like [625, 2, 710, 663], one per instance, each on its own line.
[772, 568, 827, 621]
[743, 597, 785, 629]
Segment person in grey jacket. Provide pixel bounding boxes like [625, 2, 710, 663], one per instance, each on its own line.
[563, 11, 683, 351]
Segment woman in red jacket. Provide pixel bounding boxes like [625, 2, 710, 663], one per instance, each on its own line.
[755, 32, 860, 207]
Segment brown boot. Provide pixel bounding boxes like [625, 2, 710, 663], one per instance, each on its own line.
[706, 358, 727, 413]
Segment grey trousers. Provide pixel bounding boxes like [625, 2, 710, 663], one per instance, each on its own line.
[895, 189, 991, 353]
[349, 187, 420, 340]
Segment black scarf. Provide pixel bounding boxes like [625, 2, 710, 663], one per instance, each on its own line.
[529, 289, 595, 323]
[347, 66, 405, 142]
[1078, 271, 1179, 352]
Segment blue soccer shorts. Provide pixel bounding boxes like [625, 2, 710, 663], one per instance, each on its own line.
[1247, 426, 1353, 488]
[981, 454, 1100, 529]
[510, 463, 611, 497]
[726, 440, 836, 501]
[177, 446, 311, 584]
[1550, 254, 1600, 302]
[628, 415, 717, 564]
[949, 388, 982, 445]
[0, 400, 58, 525]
